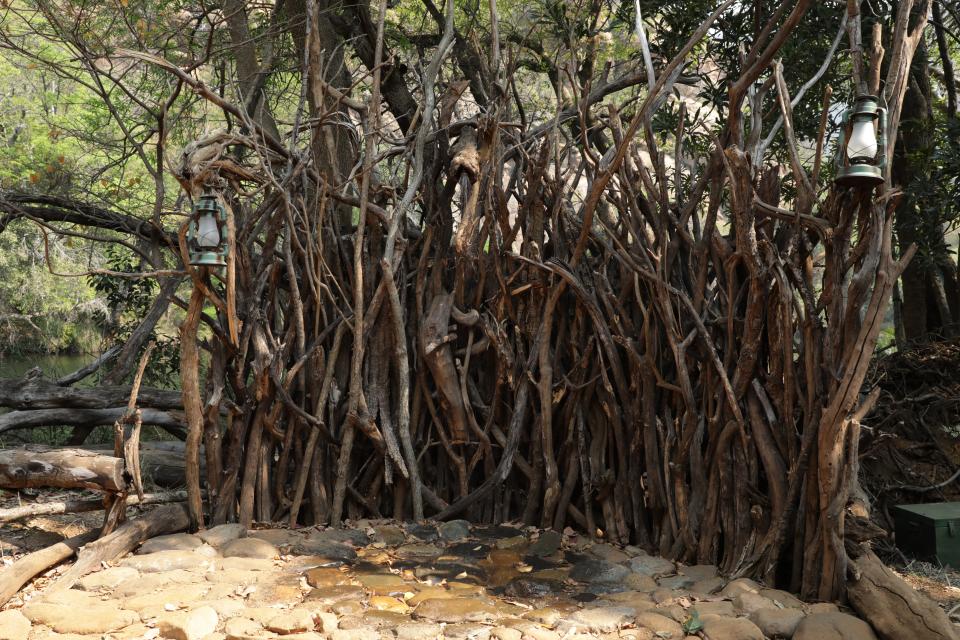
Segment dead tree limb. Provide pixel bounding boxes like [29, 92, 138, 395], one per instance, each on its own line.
[0, 447, 126, 492]
[46, 503, 191, 593]
[0, 490, 189, 523]
[0, 530, 98, 607]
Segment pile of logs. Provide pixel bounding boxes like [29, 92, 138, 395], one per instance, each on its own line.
[0, 443, 194, 605]
[0, 350, 193, 605]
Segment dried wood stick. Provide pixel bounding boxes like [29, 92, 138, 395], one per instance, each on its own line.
[0, 530, 98, 606]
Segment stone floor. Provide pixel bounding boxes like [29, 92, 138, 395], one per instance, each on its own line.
[0, 520, 879, 640]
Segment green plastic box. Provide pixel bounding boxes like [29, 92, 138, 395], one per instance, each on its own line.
[893, 502, 960, 568]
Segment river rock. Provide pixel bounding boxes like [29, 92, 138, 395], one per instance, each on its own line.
[719, 577, 762, 598]
[221, 537, 280, 559]
[439, 520, 472, 541]
[249, 529, 302, 548]
[199, 524, 247, 547]
[157, 606, 219, 640]
[396, 622, 443, 639]
[396, 543, 443, 559]
[22, 602, 139, 635]
[628, 554, 675, 578]
[733, 591, 780, 615]
[406, 523, 440, 541]
[0, 610, 30, 640]
[677, 564, 718, 580]
[305, 566, 350, 587]
[491, 627, 523, 640]
[445, 622, 492, 640]
[570, 605, 636, 632]
[121, 550, 216, 573]
[528, 530, 562, 557]
[634, 612, 683, 638]
[140, 533, 204, 554]
[295, 539, 358, 562]
[369, 596, 411, 613]
[219, 557, 278, 571]
[77, 565, 140, 590]
[413, 597, 500, 623]
[329, 629, 380, 640]
[305, 584, 365, 605]
[505, 576, 565, 599]
[700, 614, 765, 640]
[357, 573, 410, 595]
[657, 575, 696, 590]
[794, 612, 878, 640]
[588, 544, 630, 564]
[224, 617, 273, 640]
[266, 609, 316, 634]
[569, 559, 630, 584]
[373, 525, 406, 546]
[689, 577, 725, 595]
[695, 601, 736, 617]
[750, 607, 805, 638]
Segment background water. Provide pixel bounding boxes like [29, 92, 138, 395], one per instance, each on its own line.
[0, 353, 96, 382]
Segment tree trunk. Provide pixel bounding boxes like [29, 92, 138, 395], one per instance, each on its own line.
[847, 549, 960, 640]
[0, 447, 126, 492]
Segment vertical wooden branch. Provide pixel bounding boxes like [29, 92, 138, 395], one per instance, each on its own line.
[180, 286, 206, 530]
[331, 0, 388, 525]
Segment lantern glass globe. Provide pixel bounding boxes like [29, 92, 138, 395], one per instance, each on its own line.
[847, 117, 878, 163]
[196, 213, 221, 248]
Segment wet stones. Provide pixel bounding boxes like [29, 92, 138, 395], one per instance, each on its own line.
[413, 597, 501, 623]
[438, 519, 472, 541]
[356, 572, 411, 596]
[528, 530, 562, 558]
[372, 525, 406, 546]
[628, 554, 675, 578]
[504, 576, 566, 599]
[13, 523, 881, 640]
[569, 558, 631, 585]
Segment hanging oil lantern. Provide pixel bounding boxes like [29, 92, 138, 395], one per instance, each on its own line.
[187, 191, 228, 267]
[834, 94, 887, 188]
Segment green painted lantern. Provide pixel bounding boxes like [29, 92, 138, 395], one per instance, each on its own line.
[834, 94, 887, 188]
[188, 192, 228, 267]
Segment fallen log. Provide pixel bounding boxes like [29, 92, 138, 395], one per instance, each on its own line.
[0, 447, 126, 492]
[0, 490, 189, 523]
[85, 442, 199, 488]
[847, 549, 960, 640]
[0, 407, 186, 438]
[0, 530, 98, 606]
[0, 375, 183, 410]
[47, 503, 191, 592]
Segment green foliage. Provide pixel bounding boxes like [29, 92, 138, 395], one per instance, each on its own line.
[87, 245, 179, 387]
[902, 117, 960, 271]
[0, 219, 103, 353]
